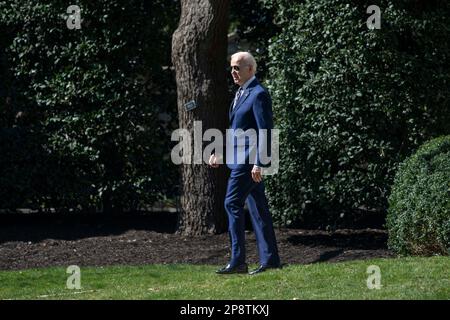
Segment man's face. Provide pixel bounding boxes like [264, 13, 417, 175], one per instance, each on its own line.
[230, 57, 253, 86]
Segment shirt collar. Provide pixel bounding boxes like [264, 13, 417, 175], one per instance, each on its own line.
[240, 75, 256, 91]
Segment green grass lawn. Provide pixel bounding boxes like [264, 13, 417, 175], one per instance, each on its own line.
[0, 256, 448, 300]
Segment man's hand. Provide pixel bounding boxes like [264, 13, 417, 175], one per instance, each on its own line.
[209, 154, 219, 168]
[251, 165, 262, 183]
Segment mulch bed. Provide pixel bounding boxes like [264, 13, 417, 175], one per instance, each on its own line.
[0, 212, 394, 271]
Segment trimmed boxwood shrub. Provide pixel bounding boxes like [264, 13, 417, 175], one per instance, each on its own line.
[387, 136, 450, 256]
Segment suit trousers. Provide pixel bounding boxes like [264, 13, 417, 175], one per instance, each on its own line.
[224, 169, 280, 268]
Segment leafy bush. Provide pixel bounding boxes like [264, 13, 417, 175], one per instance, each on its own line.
[0, 0, 179, 212]
[263, 0, 450, 228]
[229, 0, 280, 82]
[387, 136, 450, 256]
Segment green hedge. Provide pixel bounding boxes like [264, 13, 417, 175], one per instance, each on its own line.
[0, 1, 179, 212]
[263, 0, 450, 228]
[387, 136, 450, 256]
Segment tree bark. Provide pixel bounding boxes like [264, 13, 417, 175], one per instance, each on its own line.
[172, 0, 230, 235]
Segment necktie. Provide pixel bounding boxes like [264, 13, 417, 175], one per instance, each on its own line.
[233, 87, 243, 110]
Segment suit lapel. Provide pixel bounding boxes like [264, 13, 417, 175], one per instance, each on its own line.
[229, 79, 259, 121]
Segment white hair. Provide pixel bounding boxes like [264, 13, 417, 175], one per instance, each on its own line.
[231, 51, 257, 73]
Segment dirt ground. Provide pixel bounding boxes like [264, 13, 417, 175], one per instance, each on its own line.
[0, 212, 394, 271]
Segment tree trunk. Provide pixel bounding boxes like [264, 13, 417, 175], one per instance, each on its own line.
[172, 0, 230, 235]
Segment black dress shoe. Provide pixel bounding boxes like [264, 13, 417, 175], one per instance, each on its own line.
[216, 263, 248, 274]
[249, 264, 282, 275]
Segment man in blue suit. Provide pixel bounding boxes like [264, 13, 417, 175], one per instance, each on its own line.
[209, 52, 281, 275]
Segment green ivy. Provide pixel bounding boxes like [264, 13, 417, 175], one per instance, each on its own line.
[0, 0, 180, 212]
[263, 0, 450, 228]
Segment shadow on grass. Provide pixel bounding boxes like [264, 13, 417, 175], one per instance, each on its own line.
[286, 229, 388, 251]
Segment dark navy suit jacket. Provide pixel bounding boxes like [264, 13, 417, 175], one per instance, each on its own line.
[226, 78, 273, 171]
